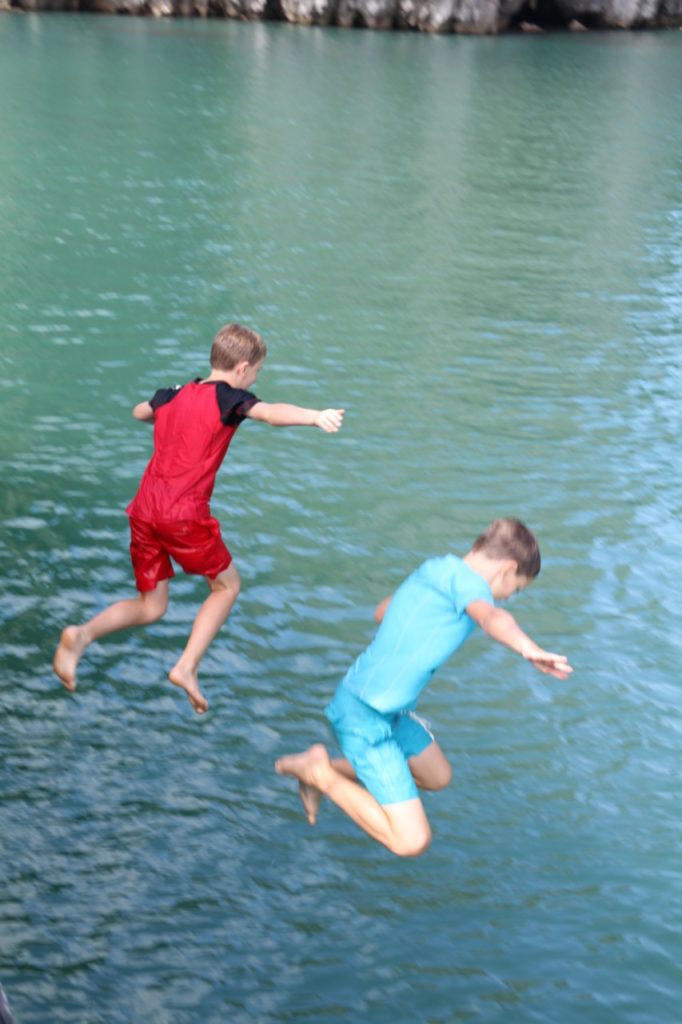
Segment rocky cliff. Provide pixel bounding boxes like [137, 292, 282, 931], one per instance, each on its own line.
[4, 0, 682, 32]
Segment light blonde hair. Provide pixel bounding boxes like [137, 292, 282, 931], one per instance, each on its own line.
[210, 323, 267, 370]
[472, 518, 541, 579]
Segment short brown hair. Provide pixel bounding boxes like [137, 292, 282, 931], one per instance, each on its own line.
[210, 323, 267, 370]
[472, 518, 541, 579]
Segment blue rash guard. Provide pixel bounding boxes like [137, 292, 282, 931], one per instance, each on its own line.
[340, 555, 493, 714]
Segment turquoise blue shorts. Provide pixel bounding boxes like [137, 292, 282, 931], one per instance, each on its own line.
[325, 684, 435, 806]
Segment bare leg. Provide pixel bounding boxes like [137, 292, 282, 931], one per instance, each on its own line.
[169, 563, 240, 715]
[407, 742, 453, 791]
[295, 756, 355, 825]
[54, 581, 169, 691]
[275, 744, 432, 857]
[298, 746, 450, 826]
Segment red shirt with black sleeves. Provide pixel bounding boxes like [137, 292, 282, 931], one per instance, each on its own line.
[126, 379, 260, 523]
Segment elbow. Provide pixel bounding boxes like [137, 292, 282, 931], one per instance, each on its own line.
[482, 608, 507, 634]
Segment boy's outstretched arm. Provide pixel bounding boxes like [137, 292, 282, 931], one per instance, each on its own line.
[132, 401, 154, 422]
[246, 403, 344, 433]
[466, 600, 572, 680]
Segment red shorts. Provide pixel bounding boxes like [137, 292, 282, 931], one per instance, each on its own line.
[129, 516, 232, 592]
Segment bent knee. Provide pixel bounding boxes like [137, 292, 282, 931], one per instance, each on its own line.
[210, 565, 240, 597]
[141, 595, 168, 623]
[391, 827, 432, 858]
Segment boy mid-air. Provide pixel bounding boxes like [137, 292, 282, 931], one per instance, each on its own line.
[276, 518, 572, 856]
[54, 323, 344, 714]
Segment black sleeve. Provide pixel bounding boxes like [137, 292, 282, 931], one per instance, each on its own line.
[216, 383, 260, 426]
[150, 386, 182, 411]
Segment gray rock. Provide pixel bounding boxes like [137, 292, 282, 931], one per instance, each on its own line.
[337, 0, 396, 27]
[453, 0, 501, 32]
[280, 0, 337, 23]
[397, 0, 454, 31]
[3, 0, 682, 33]
[659, 0, 682, 22]
[212, 0, 273, 17]
[553, 0, 658, 25]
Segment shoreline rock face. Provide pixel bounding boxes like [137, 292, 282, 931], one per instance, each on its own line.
[5, 0, 682, 31]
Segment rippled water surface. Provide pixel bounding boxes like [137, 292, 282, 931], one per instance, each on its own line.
[1, 14, 681, 1024]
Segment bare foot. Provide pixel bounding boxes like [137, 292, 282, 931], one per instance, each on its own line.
[297, 781, 322, 826]
[54, 626, 87, 691]
[275, 744, 331, 825]
[168, 664, 209, 715]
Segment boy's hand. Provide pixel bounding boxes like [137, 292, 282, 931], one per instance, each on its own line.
[314, 409, 345, 433]
[521, 643, 573, 680]
[467, 602, 572, 681]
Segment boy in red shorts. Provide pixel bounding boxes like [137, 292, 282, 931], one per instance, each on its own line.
[54, 323, 344, 714]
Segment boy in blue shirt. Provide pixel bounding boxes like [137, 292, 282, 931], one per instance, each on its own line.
[275, 518, 572, 857]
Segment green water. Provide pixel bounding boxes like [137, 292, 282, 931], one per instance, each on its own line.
[1, 13, 681, 1024]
